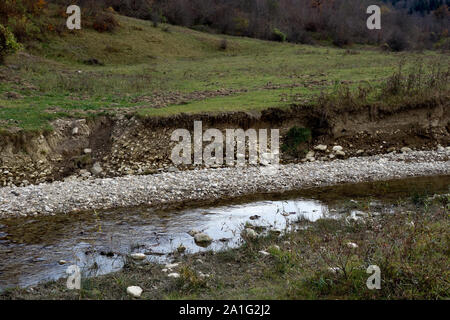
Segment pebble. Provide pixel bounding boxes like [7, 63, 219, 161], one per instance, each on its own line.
[168, 273, 180, 278]
[243, 228, 258, 239]
[165, 263, 180, 269]
[314, 145, 327, 151]
[126, 286, 143, 298]
[346, 242, 358, 249]
[130, 253, 146, 260]
[401, 147, 412, 153]
[194, 233, 213, 246]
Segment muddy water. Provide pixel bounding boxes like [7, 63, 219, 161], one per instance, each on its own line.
[0, 175, 448, 290]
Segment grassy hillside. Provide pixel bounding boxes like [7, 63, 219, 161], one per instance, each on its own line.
[0, 10, 449, 131]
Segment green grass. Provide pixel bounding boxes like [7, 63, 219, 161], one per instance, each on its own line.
[1, 10, 449, 130]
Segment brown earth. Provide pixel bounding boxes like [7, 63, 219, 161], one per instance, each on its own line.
[0, 101, 449, 187]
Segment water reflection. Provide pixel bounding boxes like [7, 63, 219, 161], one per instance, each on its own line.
[0, 198, 327, 289]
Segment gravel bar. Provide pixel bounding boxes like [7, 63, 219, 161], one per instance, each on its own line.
[0, 150, 449, 218]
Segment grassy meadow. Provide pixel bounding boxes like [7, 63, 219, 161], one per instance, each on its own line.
[0, 12, 449, 131]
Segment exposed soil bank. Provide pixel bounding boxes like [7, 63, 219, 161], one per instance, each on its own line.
[0, 102, 449, 187]
[0, 150, 448, 218]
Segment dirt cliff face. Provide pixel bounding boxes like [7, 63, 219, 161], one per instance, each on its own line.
[0, 101, 449, 187]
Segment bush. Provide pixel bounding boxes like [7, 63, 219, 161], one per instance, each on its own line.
[281, 126, 312, 157]
[272, 28, 287, 42]
[288, 30, 313, 44]
[386, 32, 409, 52]
[92, 13, 119, 33]
[0, 24, 22, 64]
[332, 31, 351, 48]
[7, 16, 40, 41]
[219, 38, 228, 50]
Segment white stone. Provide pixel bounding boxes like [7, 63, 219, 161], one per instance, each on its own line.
[259, 250, 270, 256]
[91, 162, 103, 176]
[130, 253, 146, 260]
[346, 242, 358, 249]
[401, 147, 412, 153]
[314, 144, 327, 151]
[305, 151, 315, 158]
[83, 148, 92, 154]
[72, 127, 79, 135]
[188, 229, 200, 237]
[168, 273, 180, 278]
[328, 267, 340, 274]
[243, 228, 258, 239]
[165, 263, 180, 269]
[335, 150, 345, 157]
[126, 286, 143, 298]
[194, 233, 213, 245]
[332, 146, 343, 152]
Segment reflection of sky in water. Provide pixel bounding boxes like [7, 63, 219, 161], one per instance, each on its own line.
[0, 198, 327, 290]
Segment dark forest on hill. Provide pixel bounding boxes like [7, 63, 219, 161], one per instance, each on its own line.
[2, 0, 450, 51]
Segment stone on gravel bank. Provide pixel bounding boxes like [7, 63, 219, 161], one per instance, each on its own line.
[126, 286, 143, 298]
[130, 253, 146, 261]
[0, 150, 448, 218]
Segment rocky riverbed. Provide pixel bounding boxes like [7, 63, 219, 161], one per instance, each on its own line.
[0, 150, 449, 218]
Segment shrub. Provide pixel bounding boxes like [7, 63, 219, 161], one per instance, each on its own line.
[7, 16, 40, 41]
[332, 31, 351, 48]
[150, 11, 160, 27]
[386, 31, 409, 52]
[219, 38, 228, 50]
[92, 13, 119, 33]
[0, 24, 22, 64]
[281, 126, 312, 157]
[272, 28, 287, 42]
[288, 30, 313, 44]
